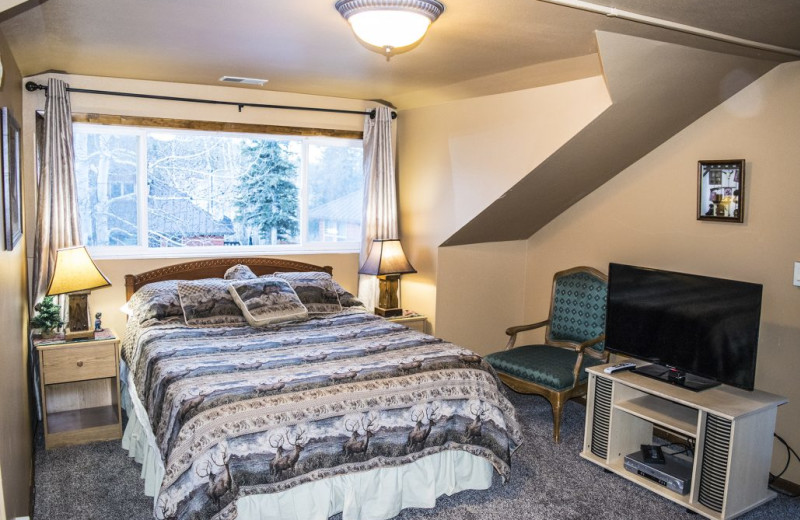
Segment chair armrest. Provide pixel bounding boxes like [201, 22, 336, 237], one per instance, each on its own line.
[576, 333, 605, 352]
[505, 319, 549, 337]
[504, 319, 549, 350]
[568, 334, 607, 388]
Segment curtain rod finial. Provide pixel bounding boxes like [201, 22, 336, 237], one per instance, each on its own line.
[25, 81, 46, 92]
[368, 109, 398, 120]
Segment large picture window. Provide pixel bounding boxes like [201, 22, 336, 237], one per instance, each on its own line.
[73, 124, 363, 257]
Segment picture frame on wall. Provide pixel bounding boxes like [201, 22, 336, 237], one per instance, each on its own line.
[2, 107, 22, 250]
[697, 159, 745, 223]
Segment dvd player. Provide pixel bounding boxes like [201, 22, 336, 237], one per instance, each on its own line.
[624, 449, 692, 495]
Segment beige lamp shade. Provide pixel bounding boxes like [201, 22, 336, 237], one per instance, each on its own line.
[358, 239, 417, 276]
[46, 246, 111, 296]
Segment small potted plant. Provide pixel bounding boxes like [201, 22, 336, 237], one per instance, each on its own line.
[31, 296, 65, 339]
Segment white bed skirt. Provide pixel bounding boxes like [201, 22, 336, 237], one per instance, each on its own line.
[120, 363, 495, 520]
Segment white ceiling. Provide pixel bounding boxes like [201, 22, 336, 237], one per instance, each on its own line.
[1, 0, 798, 108]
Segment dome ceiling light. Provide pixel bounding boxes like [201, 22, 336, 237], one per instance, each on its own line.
[335, 0, 445, 59]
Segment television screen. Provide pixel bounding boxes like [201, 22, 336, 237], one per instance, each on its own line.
[605, 263, 762, 391]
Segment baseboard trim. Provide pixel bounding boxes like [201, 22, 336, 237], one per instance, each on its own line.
[771, 476, 800, 497]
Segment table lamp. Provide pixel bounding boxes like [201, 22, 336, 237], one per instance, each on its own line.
[358, 239, 416, 317]
[46, 245, 111, 340]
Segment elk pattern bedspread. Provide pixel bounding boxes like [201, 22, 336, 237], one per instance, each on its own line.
[122, 308, 523, 520]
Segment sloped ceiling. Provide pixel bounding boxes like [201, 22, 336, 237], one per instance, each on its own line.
[442, 31, 780, 246]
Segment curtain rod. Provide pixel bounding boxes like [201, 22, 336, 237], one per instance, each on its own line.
[24, 81, 396, 119]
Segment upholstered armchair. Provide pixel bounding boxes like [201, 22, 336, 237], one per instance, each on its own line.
[485, 266, 608, 442]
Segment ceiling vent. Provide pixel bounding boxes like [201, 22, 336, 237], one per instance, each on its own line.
[219, 76, 268, 86]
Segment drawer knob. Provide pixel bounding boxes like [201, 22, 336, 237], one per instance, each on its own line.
[77, 361, 84, 367]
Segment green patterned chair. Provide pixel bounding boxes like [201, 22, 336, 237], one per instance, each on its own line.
[486, 266, 608, 442]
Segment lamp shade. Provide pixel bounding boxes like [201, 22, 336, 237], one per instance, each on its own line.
[336, 0, 445, 54]
[46, 246, 111, 296]
[359, 239, 417, 276]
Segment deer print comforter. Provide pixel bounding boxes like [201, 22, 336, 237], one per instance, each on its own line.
[122, 308, 522, 520]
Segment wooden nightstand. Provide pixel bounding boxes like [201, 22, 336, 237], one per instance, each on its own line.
[35, 329, 122, 449]
[386, 314, 428, 333]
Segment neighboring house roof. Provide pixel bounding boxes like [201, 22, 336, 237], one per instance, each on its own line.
[106, 194, 233, 237]
[308, 190, 362, 223]
[148, 196, 234, 236]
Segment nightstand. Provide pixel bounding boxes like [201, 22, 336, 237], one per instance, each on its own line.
[386, 314, 428, 333]
[35, 329, 122, 449]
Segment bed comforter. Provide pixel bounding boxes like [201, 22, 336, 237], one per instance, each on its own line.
[122, 308, 522, 519]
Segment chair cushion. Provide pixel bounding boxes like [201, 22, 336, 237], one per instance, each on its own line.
[485, 345, 605, 391]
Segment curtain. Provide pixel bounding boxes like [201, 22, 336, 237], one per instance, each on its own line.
[32, 78, 81, 303]
[30, 78, 81, 419]
[358, 107, 398, 311]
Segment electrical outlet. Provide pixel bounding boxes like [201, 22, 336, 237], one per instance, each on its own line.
[794, 262, 800, 287]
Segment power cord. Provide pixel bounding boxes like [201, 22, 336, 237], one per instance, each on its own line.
[769, 433, 800, 498]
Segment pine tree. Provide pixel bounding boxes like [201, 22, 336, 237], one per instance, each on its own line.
[31, 296, 64, 335]
[235, 140, 299, 244]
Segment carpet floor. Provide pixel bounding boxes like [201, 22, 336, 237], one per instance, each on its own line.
[33, 391, 799, 520]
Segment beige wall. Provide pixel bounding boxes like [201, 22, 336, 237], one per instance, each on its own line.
[20, 73, 374, 337]
[0, 30, 32, 518]
[397, 75, 611, 344]
[524, 61, 800, 483]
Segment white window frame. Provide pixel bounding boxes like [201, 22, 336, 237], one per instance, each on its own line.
[74, 123, 363, 259]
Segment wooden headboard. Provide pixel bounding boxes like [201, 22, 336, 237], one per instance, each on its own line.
[124, 257, 333, 301]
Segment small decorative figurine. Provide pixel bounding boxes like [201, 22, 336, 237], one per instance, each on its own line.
[94, 312, 103, 331]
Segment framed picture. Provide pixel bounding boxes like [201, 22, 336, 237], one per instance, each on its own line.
[697, 159, 745, 223]
[2, 107, 21, 250]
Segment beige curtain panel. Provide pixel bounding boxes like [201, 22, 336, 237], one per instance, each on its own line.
[358, 106, 398, 311]
[32, 78, 82, 304]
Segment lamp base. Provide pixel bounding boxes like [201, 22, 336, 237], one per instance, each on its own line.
[375, 307, 403, 318]
[66, 291, 92, 341]
[65, 328, 95, 341]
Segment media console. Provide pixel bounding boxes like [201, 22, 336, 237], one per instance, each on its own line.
[581, 364, 787, 520]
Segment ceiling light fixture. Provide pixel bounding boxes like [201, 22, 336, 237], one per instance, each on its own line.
[335, 0, 445, 59]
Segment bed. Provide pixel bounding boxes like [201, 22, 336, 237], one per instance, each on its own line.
[120, 257, 522, 520]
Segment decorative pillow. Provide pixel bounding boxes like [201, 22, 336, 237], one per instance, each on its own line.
[272, 272, 342, 315]
[228, 278, 308, 327]
[127, 280, 184, 325]
[177, 279, 247, 326]
[224, 264, 257, 281]
[330, 280, 365, 308]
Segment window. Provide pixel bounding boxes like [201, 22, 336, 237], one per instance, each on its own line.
[74, 124, 364, 257]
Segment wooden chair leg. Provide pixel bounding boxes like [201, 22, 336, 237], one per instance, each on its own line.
[548, 394, 566, 443]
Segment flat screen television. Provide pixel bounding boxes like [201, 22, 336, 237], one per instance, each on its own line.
[605, 263, 763, 391]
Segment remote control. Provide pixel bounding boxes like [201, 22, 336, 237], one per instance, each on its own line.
[641, 444, 666, 464]
[603, 362, 637, 374]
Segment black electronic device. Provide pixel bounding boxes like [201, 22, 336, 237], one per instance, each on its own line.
[624, 449, 692, 495]
[605, 263, 763, 391]
[641, 444, 665, 464]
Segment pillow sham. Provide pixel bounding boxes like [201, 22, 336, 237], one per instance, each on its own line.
[224, 264, 257, 280]
[177, 278, 247, 326]
[228, 277, 308, 327]
[127, 280, 184, 325]
[272, 271, 342, 315]
[330, 280, 365, 308]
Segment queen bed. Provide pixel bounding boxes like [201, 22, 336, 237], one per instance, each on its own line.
[120, 257, 522, 520]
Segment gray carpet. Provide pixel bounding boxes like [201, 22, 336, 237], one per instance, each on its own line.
[34, 391, 799, 520]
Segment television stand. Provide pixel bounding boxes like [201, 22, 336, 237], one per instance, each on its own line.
[582, 364, 787, 520]
[634, 363, 720, 392]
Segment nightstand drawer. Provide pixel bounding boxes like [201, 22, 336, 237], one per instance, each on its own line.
[43, 344, 116, 384]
